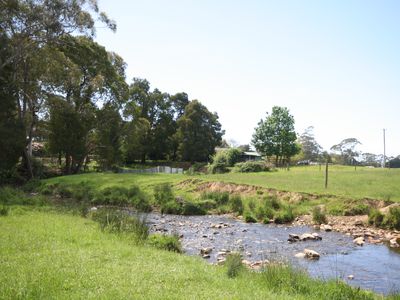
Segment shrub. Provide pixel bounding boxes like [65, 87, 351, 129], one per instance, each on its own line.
[264, 207, 275, 219]
[208, 149, 237, 174]
[244, 212, 257, 223]
[148, 234, 182, 253]
[0, 186, 47, 206]
[182, 202, 206, 215]
[274, 207, 295, 224]
[21, 179, 42, 193]
[71, 182, 94, 203]
[201, 191, 229, 205]
[153, 183, 174, 205]
[312, 206, 327, 224]
[384, 207, 400, 230]
[161, 201, 183, 215]
[92, 185, 151, 211]
[255, 206, 266, 220]
[197, 199, 217, 210]
[263, 217, 270, 224]
[91, 209, 149, 242]
[225, 148, 242, 166]
[226, 252, 243, 278]
[344, 203, 370, 216]
[234, 161, 270, 173]
[264, 194, 281, 210]
[248, 199, 256, 212]
[57, 185, 73, 198]
[368, 209, 384, 227]
[230, 195, 244, 215]
[93, 186, 129, 206]
[0, 186, 25, 205]
[0, 205, 9, 216]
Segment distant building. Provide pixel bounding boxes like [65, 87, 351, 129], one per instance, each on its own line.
[241, 151, 262, 161]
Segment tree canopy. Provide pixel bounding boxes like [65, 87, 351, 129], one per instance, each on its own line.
[252, 106, 300, 166]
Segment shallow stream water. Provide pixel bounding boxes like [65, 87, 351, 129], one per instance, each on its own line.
[140, 212, 400, 295]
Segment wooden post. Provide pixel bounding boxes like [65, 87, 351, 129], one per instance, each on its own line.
[325, 160, 329, 189]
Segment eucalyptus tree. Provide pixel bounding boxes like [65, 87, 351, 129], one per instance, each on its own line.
[0, 0, 116, 177]
[176, 100, 224, 162]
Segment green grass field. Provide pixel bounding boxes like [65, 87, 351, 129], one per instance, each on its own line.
[0, 208, 388, 299]
[43, 166, 400, 202]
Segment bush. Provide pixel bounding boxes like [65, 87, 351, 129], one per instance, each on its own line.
[91, 209, 149, 242]
[57, 185, 73, 198]
[264, 207, 275, 219]
[234, 161, 270, 173]
[225, 148, 242, 166]
[312, 206, 327, 224]
[344, 203, 370, 216]
[153, 183, 174, 205]
[368, 209, 384, 227]
[384, 207, 400, 230]
[197, 199, 217, 210]
[0, 205, 9, 216]
[148, 234, 182, 253]
[0, 186, 47, 206]
[21, 179, 42, 193]
[230, 195, 244, 215]
[264, 194, 281, 210]
[226, 252, 243, 278]
[182, 202, 206, 215]
[244, 212, 257, 223]
[274, 207, 295, 224]
[186, 163, 207, 175]
[255, 206, 266, 220]
[201, 191, 229, 205]
[92, 185, 151, 211]
[208, 150, 235, 174]
[248, 199, 256, 212]
[161, 201, 182, 215]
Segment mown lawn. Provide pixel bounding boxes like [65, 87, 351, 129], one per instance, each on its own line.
[43, 165, 400, 201]
[0, 208, 387, 299]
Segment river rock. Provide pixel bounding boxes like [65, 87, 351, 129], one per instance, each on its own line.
[202, 254, 210, 259]
[241, 259, 251, 266]
[289, 233, 321, 242]
[294, 252, 306, 258]
[353, 236, 365, 246]
[390, 238, 400, 248]
[348, 275, 354, 280]
[304, 249, 320, 259]
[200, 247, 213, 255]
[354, 220, 364, 226]
[89, 207, 98, 212]
[321, 224, 332, 232]
[250, 260, 269, 270]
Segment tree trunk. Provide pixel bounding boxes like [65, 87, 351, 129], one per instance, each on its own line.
[22, 149, 34, 179]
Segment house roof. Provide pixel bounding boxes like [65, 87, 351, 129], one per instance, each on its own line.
[243, 151, 262, 157]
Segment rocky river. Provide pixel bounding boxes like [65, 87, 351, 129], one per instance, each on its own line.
[139, 212, 400, 295]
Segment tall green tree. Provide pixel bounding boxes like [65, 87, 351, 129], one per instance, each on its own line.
[176, 100, 224, 162]
[252, 106, 300, 166]
[0, 0, 116, 177]
[0, 34, 25, 177]
[48, 97, 95, 174]
[95, 104, 123, 170]
[122, 118, 151, 164]
[330, 138, 361, 165]
[298, 126, 322, 161]
[46, 36, 128, 173]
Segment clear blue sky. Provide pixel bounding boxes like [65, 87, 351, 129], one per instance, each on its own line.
[95, 0, 400, 157]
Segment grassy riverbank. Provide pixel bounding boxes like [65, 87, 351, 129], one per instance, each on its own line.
[0, 206, 394, 300]
[42, 166, 400, 202]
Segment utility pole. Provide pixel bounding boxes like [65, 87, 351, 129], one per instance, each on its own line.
[383, 129, 386, 168]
